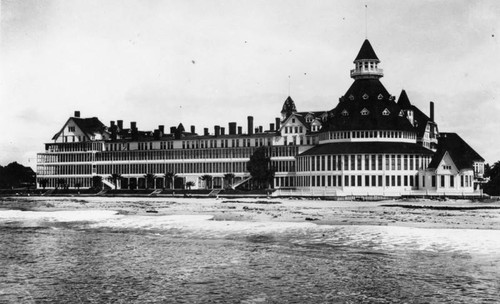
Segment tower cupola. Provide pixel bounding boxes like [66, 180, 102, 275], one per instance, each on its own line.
[350, 39, 383, 80]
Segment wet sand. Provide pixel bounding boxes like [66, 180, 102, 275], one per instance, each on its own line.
[1, 196, 500, 230]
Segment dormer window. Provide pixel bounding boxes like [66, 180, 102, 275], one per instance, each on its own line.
[361, 108, 369, 115]
[399, 110, 405, 117]
[341, 109, 349, 116]
[362, 94, 369, 100]
[382, 108, 390, 116]
[378, 94, 383, 100]
[349, 95, 354, 101]
[305, 115, 313, 122]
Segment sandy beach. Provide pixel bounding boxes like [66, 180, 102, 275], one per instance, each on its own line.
[1, 196, 500, 230]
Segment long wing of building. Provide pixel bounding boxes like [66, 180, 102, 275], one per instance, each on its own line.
[36, 39, 485, 197]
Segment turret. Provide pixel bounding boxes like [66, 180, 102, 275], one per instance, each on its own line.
[350, 39, 384, 80]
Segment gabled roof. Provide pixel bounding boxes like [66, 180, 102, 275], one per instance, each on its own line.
[428, 133, 484, 170]
[411, 105, 433, 137]
[299, 142, 433, 157]
[354, 39, 379, 61]
[52, 117, 107, 140]
[397, 90, 412, 109]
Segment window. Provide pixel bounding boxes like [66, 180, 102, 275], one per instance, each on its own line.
[442, 165, 452, 170]
[441, 175, 445, 187]
[349, 95, 354, 101]
[362, 94, 369, 100]
[361, 108, 369, 115]
[432, 176, 436, 187]
[341, 109, 349, 116]
[292, 118, 295, 123]
[378, 94, 383, 100]
[450, 176, 454, 187]
[382, 108, 390, 116]
[68, 126, 75, 132]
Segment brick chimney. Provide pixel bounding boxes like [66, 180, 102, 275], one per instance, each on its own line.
[247, 116, 254, 135]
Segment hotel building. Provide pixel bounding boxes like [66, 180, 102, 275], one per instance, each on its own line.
[36, 39, 485, 196]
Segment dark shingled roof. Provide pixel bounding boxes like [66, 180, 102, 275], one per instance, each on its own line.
[52, 117, 107, 140]
[322, 79, 414, 132]
[428, 133, 484, 170]
[397, 90, 412, 109]
[298, 142, 434, 157]
[354, 39, 379, 61]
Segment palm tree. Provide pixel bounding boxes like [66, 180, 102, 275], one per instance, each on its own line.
[39, 178, 48, 190]
[144, 173, 156, 189]
[200, 174, 213, 189]
[110, 173, 122, 190]
[164, 172, 176, 189]
[56, 178, 66, 190]
[185, 181, 195, 190]
[223, 173, 235, 189]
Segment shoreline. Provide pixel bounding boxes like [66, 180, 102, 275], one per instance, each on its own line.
[1, 196, 500, 230]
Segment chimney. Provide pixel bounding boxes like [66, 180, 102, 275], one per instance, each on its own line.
[270, 123, 275, 131]
[275, 117, 281, 130]
[170, 126, 176, 134]
[191, 125, 195, 134]
[247, 116, 254, 135]
[258, 126, 263, 133]
[238, 126, 242, 135]
[204, 128, 209, 136]
[220, 127, 225, 135]
[229, 122, 237, 135]
[153, 129, 160, 140]
[430, 101, 434, 122]
[110, 121, 117, 140]
[215, 125, 220, 137]
[131, 122, 138, 140]
[159, 125, 164, 134]
[255, 127, 259, 134]
[74, 111, 80, 118]
[117, 120, 123, 130]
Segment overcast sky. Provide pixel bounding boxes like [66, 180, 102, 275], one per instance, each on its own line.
[1, 0, 499, 169]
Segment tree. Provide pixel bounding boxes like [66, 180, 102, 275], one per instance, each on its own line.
[110, 173, 122, 190]
[56, 178, 66, 190]
[223, 173, 235, 189]
[0, 162, 36, 189]
[164, 172, 176, 189]
[484, 161, 500, 196]
[39, 178, 48, 190]
[247, 147, 275, 189]
[185, 181, 195, 190]
[92, 176, 103, 190]
[200, 174, 213, 189]
[144, 173, 156, 189]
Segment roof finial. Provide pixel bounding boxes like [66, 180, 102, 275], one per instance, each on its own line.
[288, 75, 291, 96]
[365, 4, 368, 39]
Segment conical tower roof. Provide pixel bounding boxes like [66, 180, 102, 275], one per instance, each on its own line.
[354, 39, 379, 61]
[397, 90, 412, 109]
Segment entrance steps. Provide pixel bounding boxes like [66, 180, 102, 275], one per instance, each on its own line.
[208, 189, 222, 197]
[149, 189, 162, 196]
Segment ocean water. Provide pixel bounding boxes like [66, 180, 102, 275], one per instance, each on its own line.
[0, 209, 499, 303]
